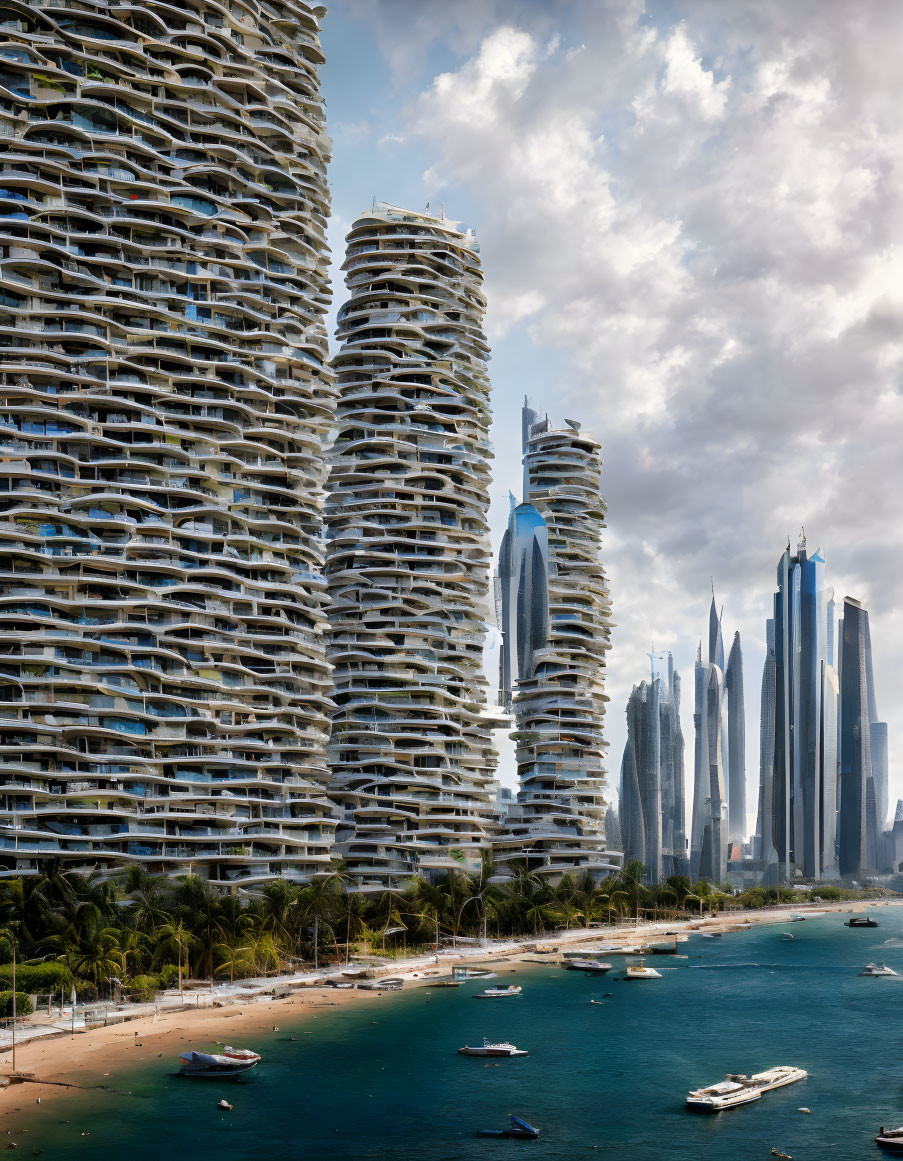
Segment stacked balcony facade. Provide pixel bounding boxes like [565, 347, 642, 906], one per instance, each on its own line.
[325, 204, 498, 890]
[0, 0, 336, 884]
[496, 407, 618, 881]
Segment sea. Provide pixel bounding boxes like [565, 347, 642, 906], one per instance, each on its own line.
[16, 908, 903, 1160]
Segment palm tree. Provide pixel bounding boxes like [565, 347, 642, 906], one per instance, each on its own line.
[59, 928, 122, 995]
[155, 919, 199, 998]
[298, 874, 341, 970]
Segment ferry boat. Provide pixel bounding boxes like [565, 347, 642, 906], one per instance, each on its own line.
[458, 1038, 528, 1057]
[860, 962, 898, 977]
[686, 1066, 807, 1112]
[875, 1125, 903, 1151]
[473, 984, 522, 998]
[625, 961, 662, 980]
[846, 916, 879, 928]
[179, 1050, 260, 1078]
[565, 959, 612, 974]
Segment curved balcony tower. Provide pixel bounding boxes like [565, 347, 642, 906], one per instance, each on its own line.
[325, 203, 498, 889]
[495, 403, 618, 882]
[0, 0, 336, 885]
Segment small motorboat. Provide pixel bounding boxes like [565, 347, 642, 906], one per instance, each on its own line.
[860, 962, 898, 977]
[780, 933, 795, 941]
[459, 1038, 528, 1058]
[479, 1115, 539, 1139]
[179, 1050, 259, 1078]
[473, 985, 522, 999]
[846, 916, 879, 928]
[876, 1125, 903, 1151]
[700, 932, 722, 939]
[565, 959, 612, 974]
[454, 967, 497, 980]
[357, 977, 404, 990]
[789, 915, 807, 922]
[220, 1045, 261, 1064]
[771, 1150, 792, 1159]
[625, 961, 662, 980]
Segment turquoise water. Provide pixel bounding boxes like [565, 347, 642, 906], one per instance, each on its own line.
[14, 910, 903, 1159]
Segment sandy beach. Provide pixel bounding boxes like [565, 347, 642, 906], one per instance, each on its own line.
[0, 896, 893, 1128]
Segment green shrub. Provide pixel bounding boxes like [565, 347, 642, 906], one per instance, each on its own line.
[125, 974, 160, 1002]
[0, 991, 33, 1017]
[0, 961, 72, 993]
[159, 964, 180, 988]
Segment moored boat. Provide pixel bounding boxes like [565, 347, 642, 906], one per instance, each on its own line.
[220, 1046, 261, 1064]
[179, 1050, 259, 1079]
[846, 916, 879, 928]
[876, 1126, 903, 1151]
[473, 984, 522, 998]
[625, 960, 662, 980]
[686, 1065, 807, 1112]
[565, 959, 612, 974]
[459, 1038, 528, 1058]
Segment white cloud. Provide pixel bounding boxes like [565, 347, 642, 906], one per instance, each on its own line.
[336, 0, 903, 831]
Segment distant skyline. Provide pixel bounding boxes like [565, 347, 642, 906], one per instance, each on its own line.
[321, 0, 903, 833]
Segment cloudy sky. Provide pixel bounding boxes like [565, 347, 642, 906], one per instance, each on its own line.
[320, 0, 903, 832]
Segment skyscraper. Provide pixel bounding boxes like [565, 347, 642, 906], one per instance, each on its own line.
[0, 1, 336, 883]
[495, 404, 617, 881]
[838, 596, 888, 879]
[725, 632, 746, 844]
[620, 654, 687, 883]
[760, 533, 839, 882]
[324, 204, 498, 888]
[690, 596, 727, 884]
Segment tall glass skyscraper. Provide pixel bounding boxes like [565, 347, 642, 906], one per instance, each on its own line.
[0, 0, 336, 883]
[495, 403, 618, 881]
[620, 653, 687, 883]
[760, 533, 839, 882]
[838, 595, 888, 879]
[325, 204, 498, 889]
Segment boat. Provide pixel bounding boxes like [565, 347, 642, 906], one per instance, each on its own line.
[565, 959, 612, 974]
[179, 1050, 259, 1078]
[479, 1115, 539, 1139]
[357, 977, 404, 990]
[789, 915, 807, 922]
[625, 961, 662, 980]
[876, 1126, 903, 1151]
[220, 1046, 261, 1064]
[846, 916, 879, 928]
[473, 985, 522, 998]
[459, 1038, 528, 1058]
[686, 1066, 807, 1112]
[453, 967, 497, 980]
[771, 1150, 792, 1159]
[700, 932, 722, 939]
[860, 962, 898, 977]
[780, 933, 795, 941]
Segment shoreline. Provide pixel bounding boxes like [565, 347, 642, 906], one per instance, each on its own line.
[0, 896, 895, 1128]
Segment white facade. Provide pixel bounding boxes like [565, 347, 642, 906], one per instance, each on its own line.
[0, 0, 336, 884]
[495, 405, 619, 881]
[325, 204, 498, 889]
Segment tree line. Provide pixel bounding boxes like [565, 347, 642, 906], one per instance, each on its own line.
[0, 858, 874, 1011]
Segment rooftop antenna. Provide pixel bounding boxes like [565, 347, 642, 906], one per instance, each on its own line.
[440, 202, 445, 219]
[425, 202, 430, 214]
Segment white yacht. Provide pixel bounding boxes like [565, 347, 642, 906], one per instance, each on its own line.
[860, 962, 898, 977]
[625, 961, 662, 979]
[565, 959, 612, 974]
[458, 1038, 528, 1057]
[473, 984, 522, 998]
[687, 1066, 807, 1112]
